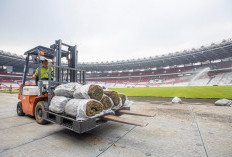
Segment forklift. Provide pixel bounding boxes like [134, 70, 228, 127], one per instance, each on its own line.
[17, 39, 155, 133]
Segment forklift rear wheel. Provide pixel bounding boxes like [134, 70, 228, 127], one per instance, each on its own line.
[17, 101, 25, 116]
[35, 101, 48, 125]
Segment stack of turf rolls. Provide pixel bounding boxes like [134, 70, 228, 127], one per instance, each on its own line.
[103, 90, 128, 110]
[50, 83, 128, 120]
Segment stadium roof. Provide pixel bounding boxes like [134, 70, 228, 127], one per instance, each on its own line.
[79, 39, 232, 71]
[0, 51, 26, 69]
[0, 39, 232, 72]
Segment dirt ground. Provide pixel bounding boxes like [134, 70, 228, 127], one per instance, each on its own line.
[0, 93, 231, 157]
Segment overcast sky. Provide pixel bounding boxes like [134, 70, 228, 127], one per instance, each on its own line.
[0, 0, 231, 63]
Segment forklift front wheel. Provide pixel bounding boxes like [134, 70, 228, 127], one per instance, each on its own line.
[17, 101, 25, 116]
[35, 101, 48, 125]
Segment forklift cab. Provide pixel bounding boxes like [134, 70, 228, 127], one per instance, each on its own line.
[17, 39, 84, 124]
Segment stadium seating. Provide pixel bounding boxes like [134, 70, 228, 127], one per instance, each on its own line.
[1, 39, 232, 89]
[87, 62, 232, 88]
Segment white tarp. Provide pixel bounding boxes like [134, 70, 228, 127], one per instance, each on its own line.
[215, 99, 232, 106]
[124, 99, 133, 107]
[49, 96, 70, 113]
[54, 83, 78, 98]
[172, 97, 182, 104]
[73, 84, 91, 99]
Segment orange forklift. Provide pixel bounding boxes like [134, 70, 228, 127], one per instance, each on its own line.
[17, 39, 154, 133]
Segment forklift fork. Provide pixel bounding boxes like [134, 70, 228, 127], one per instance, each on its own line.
[102, 115, 148, 127]
[116, 109, 156, 117]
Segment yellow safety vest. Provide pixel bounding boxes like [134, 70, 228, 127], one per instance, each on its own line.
[35, 66, 53, 79]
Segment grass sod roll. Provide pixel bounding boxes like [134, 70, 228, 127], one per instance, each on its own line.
[119, 94, 126, 105]
[100, 95, 113, 110]
[86, 100, 103, 117]
[88, 85, 104, 101]
[103, 90, 120, 106]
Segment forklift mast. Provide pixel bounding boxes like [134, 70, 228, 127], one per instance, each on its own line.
[50, 39, 78, 83]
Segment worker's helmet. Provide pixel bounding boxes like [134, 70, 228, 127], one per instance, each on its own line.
[40, 56, 48, 63]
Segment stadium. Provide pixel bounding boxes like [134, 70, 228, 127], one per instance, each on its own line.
[1, 39, 232, 98]
[0, 38, 232, 156]
[1, 1, 232, 157]
[0, 39, 232, 157]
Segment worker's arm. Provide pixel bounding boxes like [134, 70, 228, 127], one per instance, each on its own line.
[32, 68, 39, 80]
[51, 67, 54, 77]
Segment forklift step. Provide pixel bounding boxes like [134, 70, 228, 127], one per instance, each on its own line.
[102, 115, 148, 127]
[117, 110, 156, 117]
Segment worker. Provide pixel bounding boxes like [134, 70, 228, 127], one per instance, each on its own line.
[32, 58, 53, 81]
[9, 84, 12, 94]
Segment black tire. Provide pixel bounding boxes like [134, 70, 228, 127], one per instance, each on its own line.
[17, 101, 25, 116]
[35, 101, 48, 125]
